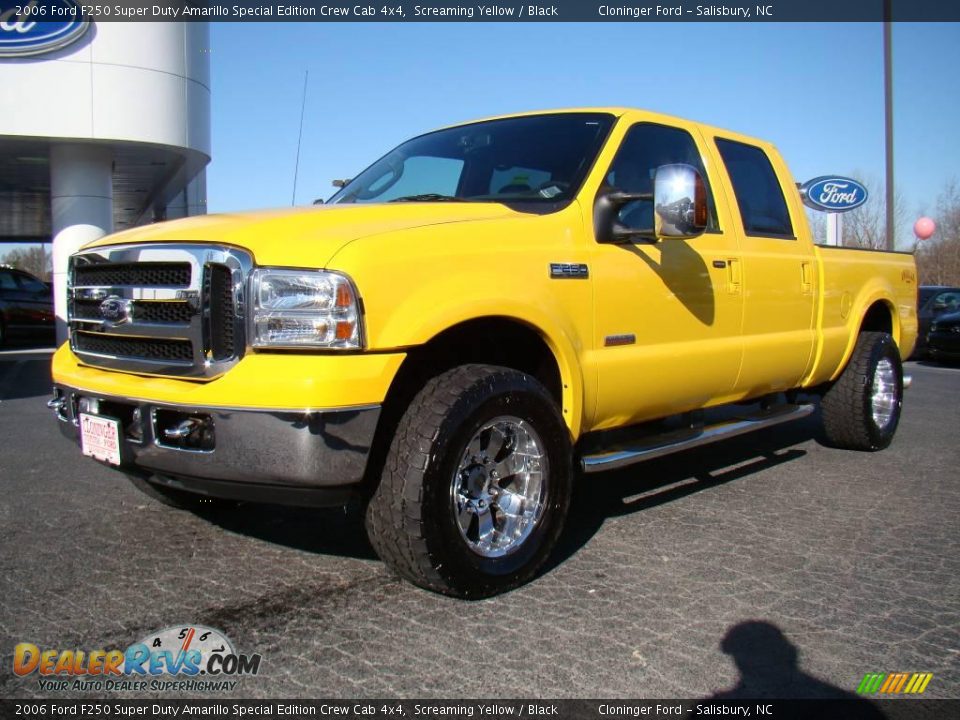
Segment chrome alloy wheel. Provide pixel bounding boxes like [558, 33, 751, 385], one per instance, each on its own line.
[871, 357, 898, 430]
[450, 416, 548, 558]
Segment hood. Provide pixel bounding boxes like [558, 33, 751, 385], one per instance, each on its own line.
[83, 202, 520, 267]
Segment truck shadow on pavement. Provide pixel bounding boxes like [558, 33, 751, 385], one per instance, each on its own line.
[197, 410, 820, 569]
[549, 413, 819, 573]
[196, 502, 378, 560]
[707, 620, 886, 713]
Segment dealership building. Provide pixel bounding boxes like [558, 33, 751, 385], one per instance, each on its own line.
[0, 19, 211, 341]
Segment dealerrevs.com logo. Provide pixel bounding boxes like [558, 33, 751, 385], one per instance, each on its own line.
[13, 625, 262, 693]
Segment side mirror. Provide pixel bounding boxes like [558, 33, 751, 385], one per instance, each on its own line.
[595, 163, 708, 243]
[653, 164, 709, 239]
[313, 198, 325, 205]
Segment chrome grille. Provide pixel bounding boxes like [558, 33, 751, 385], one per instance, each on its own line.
[73, 262, 191, 287]
[73, 332, 194, 362]
[72, 299, 195, 324]
[68, 244, 252, 379]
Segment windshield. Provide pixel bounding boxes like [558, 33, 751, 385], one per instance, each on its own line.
[328, 113, 615, 210]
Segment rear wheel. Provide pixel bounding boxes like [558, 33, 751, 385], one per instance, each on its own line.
[365, 364, 572, 598]
[820, 331, 903, 451]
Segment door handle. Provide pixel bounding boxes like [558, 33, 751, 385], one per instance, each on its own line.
[727, 258, 741, 294]
[801, 262, 813, 293]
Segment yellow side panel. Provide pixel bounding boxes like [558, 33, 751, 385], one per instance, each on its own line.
[327, 207, 595, 437]
[52, 345, 404, 410]
[805, 247, 918, 386]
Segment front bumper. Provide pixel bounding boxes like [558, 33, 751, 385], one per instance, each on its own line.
[52, 383, 381, 505]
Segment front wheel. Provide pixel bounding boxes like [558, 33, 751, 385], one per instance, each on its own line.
[365, 364, 572, 598]
[820, 332, 904, 451]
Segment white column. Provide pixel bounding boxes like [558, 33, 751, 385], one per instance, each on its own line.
[826, 212, 843, 247]
[50, 144, 113, 345]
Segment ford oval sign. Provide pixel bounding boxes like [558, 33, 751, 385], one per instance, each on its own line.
[800, 176, 869, 213]
[0, 1, 90, 58]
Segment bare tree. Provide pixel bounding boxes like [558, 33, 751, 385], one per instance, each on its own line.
[838, 174, 905, 250]
[804, 208, 827, 245]
[1, 245, 52, 280]
[915, 179, 960, 286]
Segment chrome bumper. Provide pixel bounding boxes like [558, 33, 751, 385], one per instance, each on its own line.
[51, 384, 380, 498]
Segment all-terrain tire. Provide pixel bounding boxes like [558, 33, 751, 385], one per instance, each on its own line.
[820, 331, 903, 451]
[365, 364, 572, 598]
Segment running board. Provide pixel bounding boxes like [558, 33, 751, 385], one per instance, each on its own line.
[580, 403, 815, 474]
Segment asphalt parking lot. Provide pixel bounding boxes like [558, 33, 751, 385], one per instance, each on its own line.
[1, 346, 957, 700]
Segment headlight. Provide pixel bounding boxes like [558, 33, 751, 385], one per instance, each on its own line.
[251, 269, 363, 349]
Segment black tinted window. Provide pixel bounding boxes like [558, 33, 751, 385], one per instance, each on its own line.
[15, 273, 47, 292]
[716, 138, 793, 237]
[931, 291, 960, 312]
[607, 123, 718, 231]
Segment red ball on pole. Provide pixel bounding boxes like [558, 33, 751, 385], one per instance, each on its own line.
[914, 217, 936, 240]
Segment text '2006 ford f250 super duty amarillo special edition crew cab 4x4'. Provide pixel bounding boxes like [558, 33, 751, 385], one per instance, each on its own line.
[50, 108, 918, 597]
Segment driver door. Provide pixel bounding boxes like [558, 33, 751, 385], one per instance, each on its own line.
[588, 121, 744, 430]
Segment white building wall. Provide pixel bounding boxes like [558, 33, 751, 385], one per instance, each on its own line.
[0, 22, 210, 157]
[0, 21, 211, 343]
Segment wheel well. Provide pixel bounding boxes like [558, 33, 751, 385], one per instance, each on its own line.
[860, 301, 894, 337]
[395, 317, 561, 404]
[361, 318, 564, 490]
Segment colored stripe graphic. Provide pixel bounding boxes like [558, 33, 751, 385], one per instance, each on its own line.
[857, 674, 883, 694]
[879, 674, 897, 693]
[857, 672, 932, 694]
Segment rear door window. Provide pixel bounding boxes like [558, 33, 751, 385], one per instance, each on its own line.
[716, 138, 794, 238]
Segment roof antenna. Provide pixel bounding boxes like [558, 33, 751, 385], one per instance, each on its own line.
[292, 69, 309, 206]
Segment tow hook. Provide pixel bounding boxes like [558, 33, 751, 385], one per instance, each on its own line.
[164, 418, 202, 440]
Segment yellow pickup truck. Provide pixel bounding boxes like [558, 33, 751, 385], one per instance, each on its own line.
[50, 108, 918, 597]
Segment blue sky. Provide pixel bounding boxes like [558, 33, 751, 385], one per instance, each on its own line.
[208, 22, 960, 245]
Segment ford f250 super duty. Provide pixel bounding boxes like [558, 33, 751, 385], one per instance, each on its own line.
[50, 108, 918, 597]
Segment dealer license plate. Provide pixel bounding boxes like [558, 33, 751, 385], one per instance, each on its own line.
[79, 413, 122, 466]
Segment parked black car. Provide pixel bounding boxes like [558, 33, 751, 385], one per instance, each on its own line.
[928, 309, 960, 364]
[0, 266, 55, 346]
[912, 285, 960, 359]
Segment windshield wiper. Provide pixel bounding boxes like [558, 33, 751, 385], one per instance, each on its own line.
[388, 194, 467, 203]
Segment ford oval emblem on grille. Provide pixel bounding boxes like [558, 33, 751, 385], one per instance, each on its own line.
[99, 296, 130, 323]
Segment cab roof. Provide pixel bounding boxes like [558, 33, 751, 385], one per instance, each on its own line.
[436, 106, 774, 151]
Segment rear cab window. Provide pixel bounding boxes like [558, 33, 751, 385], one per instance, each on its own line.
[715, 138, 794, 239]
